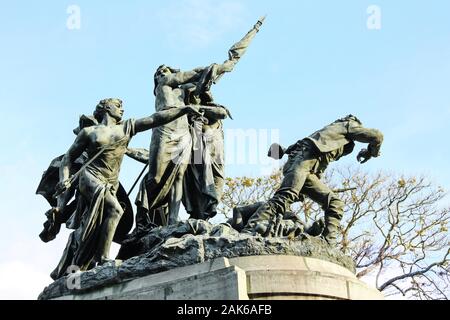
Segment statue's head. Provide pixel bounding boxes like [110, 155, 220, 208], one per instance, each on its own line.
[153, 65, 180, 95]
[95, 98, 124, 122]
[336, 114, 362, 125]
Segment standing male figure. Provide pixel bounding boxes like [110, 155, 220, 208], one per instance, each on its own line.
[140, 65, 201, 226]
[182, 16, 265, 221]
[242, 115, 384, 245]
[143, 64, 234, 226]
[138, 16, 265, 228]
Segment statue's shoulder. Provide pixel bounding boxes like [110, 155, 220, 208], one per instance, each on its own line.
[76, 126, 93, 137]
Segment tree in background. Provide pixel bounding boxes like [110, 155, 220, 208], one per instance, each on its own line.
[218, 166, 450, 300]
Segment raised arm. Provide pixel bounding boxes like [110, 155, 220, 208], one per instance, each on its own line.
[213, 16, 265, 82]
[214, 60, 237, 77]
[135, 105, 201, 133]
[347, 120, 384, 163]
[160, 69, 204, 87]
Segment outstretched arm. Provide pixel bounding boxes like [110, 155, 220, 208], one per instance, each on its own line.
[347, 121, 384, 163]
[214, 60, 237, 77]
[126, 148, 150, 164]
[135, 105, 201, 133]
[213, 16, 265, 81]
[161, 68, 204, 87]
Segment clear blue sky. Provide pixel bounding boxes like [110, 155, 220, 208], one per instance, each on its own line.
[0, 0, 449, 299]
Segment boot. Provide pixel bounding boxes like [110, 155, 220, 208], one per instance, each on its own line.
[321, 217, 340, 247]
[241, 203, 274, 236]
[232, 202, 264, 232]
[232, 207, 245, 231]
[305, 218, 325, 237]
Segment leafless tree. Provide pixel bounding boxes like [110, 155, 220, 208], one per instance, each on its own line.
[218, 166, 450, 300]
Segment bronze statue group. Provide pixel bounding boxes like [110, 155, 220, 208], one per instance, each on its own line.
[37, 18, 383, 280]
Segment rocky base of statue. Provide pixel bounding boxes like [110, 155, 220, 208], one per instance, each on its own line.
[38, 219, 369, 300]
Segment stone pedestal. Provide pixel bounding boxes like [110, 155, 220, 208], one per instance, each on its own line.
[229, 256, 383, 300]
[52, 256, 383, 300]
